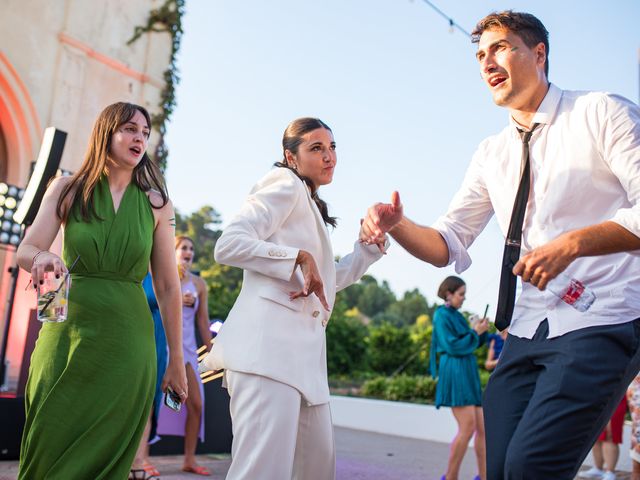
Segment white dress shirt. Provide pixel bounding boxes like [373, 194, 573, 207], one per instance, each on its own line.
[432, 83, 640, 339]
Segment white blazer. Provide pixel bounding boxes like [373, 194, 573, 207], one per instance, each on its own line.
[200, 167, 385, 405]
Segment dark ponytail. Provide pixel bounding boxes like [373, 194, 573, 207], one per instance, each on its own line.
[276, 117, 337, 228]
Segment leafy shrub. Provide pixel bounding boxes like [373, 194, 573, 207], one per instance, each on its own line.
[385, 375, 419, 401]
[361, 376, 387, 399]
[368, 323, 414, 375]
[479, 369, 491, 390]
[361, 375, 437, 404]
[326, 312, 369, 375]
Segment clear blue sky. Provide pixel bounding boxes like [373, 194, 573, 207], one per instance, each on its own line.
[165, 0, 640, 317]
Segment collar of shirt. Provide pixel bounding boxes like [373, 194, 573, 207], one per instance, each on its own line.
[506, 83, 562, 137]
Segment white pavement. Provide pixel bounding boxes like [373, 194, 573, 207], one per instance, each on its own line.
[0, 427, 629, 479]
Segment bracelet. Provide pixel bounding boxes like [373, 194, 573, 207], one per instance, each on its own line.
[31, 250, 47, 267]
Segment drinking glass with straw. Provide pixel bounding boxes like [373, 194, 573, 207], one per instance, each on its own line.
[36, 254, 80, 323]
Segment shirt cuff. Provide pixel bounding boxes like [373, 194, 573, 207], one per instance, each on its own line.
[431, 218, 473, 273]
[610, 208, 640, 238]
[610, 210, 640, 255]
[360, 236, 391, 257]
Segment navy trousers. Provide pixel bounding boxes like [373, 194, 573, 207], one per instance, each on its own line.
[484, 318, 640, 480]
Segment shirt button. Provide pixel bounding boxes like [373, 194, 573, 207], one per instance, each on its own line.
[312, 310, 320, 318]
[322, 319, 328, 327]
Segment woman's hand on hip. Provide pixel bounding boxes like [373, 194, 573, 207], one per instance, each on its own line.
[290, 250, 330, 311]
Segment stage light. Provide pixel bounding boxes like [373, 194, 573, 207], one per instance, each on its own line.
[13, 127, 67, 226]
[0, 182, 24, 247]
[1, 128, 68, 396]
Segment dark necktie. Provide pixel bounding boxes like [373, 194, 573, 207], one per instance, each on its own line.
[494, 123, 540, 331]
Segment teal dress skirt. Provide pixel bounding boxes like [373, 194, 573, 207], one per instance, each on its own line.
[430, 305, 487, 408]
[142, 272, 167, 442]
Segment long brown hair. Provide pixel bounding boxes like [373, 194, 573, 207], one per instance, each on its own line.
[274, 117, 337, 228]
[56, 102, 168, 222]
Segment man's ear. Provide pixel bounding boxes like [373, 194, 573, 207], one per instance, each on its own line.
[535, 42, 547, 69]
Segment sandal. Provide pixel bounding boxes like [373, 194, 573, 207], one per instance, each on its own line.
[142, 463, 160, 477]
[129, 468, 160, 480]
[182, 465, 212, 476]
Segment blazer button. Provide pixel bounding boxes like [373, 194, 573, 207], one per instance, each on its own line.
[322, 319, 328, 327]
[312, 310, 320, 318]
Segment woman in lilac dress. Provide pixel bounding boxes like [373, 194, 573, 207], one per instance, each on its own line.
[157, 235, 213, 475]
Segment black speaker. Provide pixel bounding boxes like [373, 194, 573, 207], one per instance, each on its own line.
[0, 395, 25, 460]
[13, 127, 67, 226]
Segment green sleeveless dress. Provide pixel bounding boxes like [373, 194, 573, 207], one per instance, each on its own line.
[19, 177, 156, 479]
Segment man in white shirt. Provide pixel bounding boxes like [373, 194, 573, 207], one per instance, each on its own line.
[361, 11, 640, 480]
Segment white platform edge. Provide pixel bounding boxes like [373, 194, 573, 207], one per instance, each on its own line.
[330, 395, 465, 444]
[329, 395, 634, 470]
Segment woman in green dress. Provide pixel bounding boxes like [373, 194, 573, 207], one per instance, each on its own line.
[16, 102, 188, 480]
[430, 276, 489, 480]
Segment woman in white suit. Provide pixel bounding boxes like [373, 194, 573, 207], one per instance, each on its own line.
[199, 117, 387, 479]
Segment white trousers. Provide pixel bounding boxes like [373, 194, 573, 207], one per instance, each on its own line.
[225, 370, 336, 480]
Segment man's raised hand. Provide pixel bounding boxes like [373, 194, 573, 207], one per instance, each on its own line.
[360, 191, 403, 245]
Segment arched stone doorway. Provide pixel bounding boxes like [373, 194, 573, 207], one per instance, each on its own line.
[0, 52, 41, 186]
[0, 53, 41, 392]
[0, 125, 7, 181]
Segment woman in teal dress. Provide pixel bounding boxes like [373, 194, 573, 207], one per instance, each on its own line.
[16, 102, 187, 480]
[430, 276, 489, 480]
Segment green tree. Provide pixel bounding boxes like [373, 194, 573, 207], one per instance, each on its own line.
[176, 205, 243, 319]
[202, 263, 243, 320]
[339, 282, 364, 310]
[326, 297, 369, 375]
[175, 205, 222, 269]
[368, 322, 414, 375]
[357, 279, 396, 317]
[403, 315, 432, 375]
[371, 311, 404, 327]
[384, 288, 430, 326]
